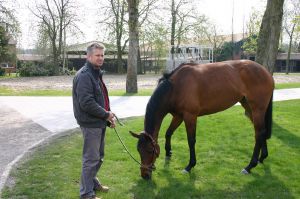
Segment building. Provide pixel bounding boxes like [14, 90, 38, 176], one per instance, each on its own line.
[66, 41, 127, 73]
[0, 22, 17, 74]
[275, 53, 300, 72]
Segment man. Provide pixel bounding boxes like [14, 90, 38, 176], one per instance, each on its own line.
[72, 43, 115, 199]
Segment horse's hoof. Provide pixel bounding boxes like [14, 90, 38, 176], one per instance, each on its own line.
[181, 169, 189, 174]
[241, 169, 250, 175]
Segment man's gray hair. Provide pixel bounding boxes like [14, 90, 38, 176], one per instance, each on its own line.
[86, 43, 105, 55]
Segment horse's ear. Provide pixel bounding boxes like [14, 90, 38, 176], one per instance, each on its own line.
[129, 131, 140, 139]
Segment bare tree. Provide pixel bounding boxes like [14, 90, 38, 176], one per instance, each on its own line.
[242, 8, 263, 57]
[256, 0, 285, 73]
[283, 0, 300, 74]
[166, 0, 199, 68]
[31, 0, 80, 75]
[136, 0, 159, 74]
[140, 23, 169, 73]
[0, 0, 19, 37]
[126, 0, 139, 93]
[98, 0, 128, 74]
[169, 0, 195, 48]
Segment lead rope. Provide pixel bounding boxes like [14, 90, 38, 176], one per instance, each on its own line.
[113, 115, 142, 167]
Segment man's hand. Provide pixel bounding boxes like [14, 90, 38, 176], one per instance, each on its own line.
[107, 111, 116, 128]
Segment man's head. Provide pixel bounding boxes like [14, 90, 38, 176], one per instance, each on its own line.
[86, 43, 105, 68]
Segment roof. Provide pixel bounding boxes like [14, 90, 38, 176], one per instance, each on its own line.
[17, 54, 45, 61]
[277, 53, 300, 60]
[219, 33, 249, 42]
[67, 41, 118, 53]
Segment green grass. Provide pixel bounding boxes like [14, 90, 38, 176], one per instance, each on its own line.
[2, 100, 300, 199]
[275, 82, 300, 89]
[0, 82, 300, 96]
[0, 73, 18, 79]
[0, 86, 72, 96]
[108, 89, 154, 96]
[0, 87, 154, 96]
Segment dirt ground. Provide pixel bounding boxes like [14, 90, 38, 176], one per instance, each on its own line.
[0, 73, 300, 90]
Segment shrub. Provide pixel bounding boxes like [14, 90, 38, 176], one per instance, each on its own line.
[0, 67, 5, 76]
[59, 67, 76, 75]
[19, 62, 50, 77]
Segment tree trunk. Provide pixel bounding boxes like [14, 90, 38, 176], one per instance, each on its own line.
[116, 41, 124, 73]
[126, 0, 139, 93]
[286, 23, 296, 74]
[51, 37, 60, 75]
[256, 0, 285, 74]
[286, 34, 293, 74]
[115, 0, 126, 74]
[170, 0, 176, 69]
[137, 45, 143, 74]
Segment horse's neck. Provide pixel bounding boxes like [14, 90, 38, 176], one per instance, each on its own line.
[145, 112, 166, 141]
[144, 79, 172, 140]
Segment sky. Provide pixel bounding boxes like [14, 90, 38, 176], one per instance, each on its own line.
[198, 0, 267, 34]
[14, 0, 267, 49]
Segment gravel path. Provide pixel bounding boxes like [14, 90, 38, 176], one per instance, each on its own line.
[1, 73, 300, 91]
[0, 74, 161, 90]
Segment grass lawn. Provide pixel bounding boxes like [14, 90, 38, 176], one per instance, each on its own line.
[2, 99, 300, 199]
[0, 87, 154, 96]
[0, 82, 300, 96]
[0, 73, 18, 79]
[275, 82, 300, 89]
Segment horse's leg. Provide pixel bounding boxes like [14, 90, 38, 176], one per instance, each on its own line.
[183, 113, 197, 173]
[259, 138, 268, 163]
[242, 109, 266, 174]
[259, 96, 273, 163]
[240, 97, 253, 122]
[165, 116, 183, 159]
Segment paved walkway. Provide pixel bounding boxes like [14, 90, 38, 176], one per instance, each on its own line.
[1, 88, 300, 193]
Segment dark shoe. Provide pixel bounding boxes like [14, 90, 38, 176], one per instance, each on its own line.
[94, 184, 109, 192]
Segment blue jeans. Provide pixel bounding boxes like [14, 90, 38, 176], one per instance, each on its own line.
[80, 127, 106, 198]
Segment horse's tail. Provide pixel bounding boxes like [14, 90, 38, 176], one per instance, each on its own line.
[265, 93, 273, 139]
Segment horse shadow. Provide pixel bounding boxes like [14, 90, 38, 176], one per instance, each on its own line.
[130, 163, 294, 199]
[130, 121, 298, 198]
[272, 122, 300, 152]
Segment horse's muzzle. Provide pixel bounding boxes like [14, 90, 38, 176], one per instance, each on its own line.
[141, 165, 154, 180]
[141, 171, 152, 180]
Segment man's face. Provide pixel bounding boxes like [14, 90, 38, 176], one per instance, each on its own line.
[87, 48, 104, 68]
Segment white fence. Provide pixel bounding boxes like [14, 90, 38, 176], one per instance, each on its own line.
[166, 45, 213, 72]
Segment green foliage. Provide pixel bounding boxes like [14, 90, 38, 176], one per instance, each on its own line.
[0, 26, 10, 62]
[59, 67, 76, 76]
[0, 67, 5, 76]
[18, 62, 50, 77]
[215, 41, 243, 61]
[2, 100, 300, 199]
[242, 34, 258, 56]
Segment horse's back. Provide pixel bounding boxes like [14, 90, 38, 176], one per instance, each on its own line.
[168, 60, 274, 116]
[225, 60, 274, 105]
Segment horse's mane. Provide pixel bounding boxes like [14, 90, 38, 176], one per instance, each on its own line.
[145, 62, 198, 134]
[145, 78, 172, 134]
[158, 62, 198, 83]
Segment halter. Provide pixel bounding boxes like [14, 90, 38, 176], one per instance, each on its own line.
[113, 116, 159, 172]
[140, 132, 160, 171]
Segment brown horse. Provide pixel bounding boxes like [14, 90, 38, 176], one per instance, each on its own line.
[130, 60, 274, 179]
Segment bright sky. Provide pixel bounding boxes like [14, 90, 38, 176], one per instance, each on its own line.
[198, 0, 267, 34]
[15, 0, 267, 49]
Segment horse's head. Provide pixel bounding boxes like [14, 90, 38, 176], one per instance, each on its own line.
[130, 131, 160, 180]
